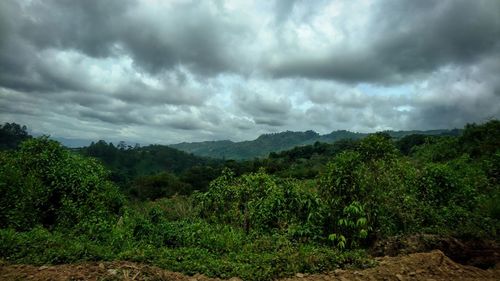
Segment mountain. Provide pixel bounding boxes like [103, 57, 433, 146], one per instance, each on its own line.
[170, 129, 461, 160]
[53, 137, 92, 148]
[170, 130, 364, 159]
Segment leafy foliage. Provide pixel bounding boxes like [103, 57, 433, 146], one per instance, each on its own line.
[129, 172, 191, 201]
[198, 169, 325, 239]
[329, 201, 369, 250]
[80, 140, 223, 189]
[0, 137, 124, 231]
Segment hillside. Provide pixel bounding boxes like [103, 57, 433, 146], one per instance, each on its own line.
[79, 140, 221, 175]
[76, 140, 224, 198]
[170, 129, 460, 159]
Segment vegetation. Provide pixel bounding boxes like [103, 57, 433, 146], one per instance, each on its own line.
[0, 120, 498, 280]
[77, 140, 224, 198]
[170, 129, 460, 160]
[0, 122, 31, 150]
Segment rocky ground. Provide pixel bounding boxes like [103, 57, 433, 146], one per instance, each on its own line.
[1, 250, 499, 281]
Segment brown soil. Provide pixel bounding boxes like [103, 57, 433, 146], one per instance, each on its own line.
[370, 234, 500, 269]
[0, 261, 221, 281]
[1, 250, 499, 281]
[282, 250, 500, 281]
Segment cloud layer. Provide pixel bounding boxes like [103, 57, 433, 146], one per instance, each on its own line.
[1, 0, 499, 144]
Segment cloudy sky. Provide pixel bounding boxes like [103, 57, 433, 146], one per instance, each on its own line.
[1, 0, 499, 145]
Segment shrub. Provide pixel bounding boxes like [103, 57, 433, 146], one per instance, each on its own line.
[130, 172, 192, 201]
[0, 137, 124, 233]
[197, 169, 326, 240]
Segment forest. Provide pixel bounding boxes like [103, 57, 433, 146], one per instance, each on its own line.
[0, 120, 499, 280]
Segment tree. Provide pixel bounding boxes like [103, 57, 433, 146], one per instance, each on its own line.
[130, 172, 191, 200]
[396, 134, 428, 155]
[357, 133, 398, 161]
[459, 120, 500, 158]
[198, 169, 325, 237]
[0, 122, 32, 150]
[0, 137, 124, 231]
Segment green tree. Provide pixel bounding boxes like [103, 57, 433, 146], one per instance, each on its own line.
[459, 120, 500, 158]
[319, 151, 364, 209]
[130, 172, 192, 200]
[198, 169, 325, 238]
[396, 134, 428, 155]
[357, 133, 398, 162]
[0, 122, 32, 150]
[0, 137, 124, 232]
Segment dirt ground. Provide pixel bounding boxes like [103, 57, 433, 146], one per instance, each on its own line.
[282, 250, 500, 281]
[1, 250, 499, 281]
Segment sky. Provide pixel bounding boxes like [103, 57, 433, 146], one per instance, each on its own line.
[1, 0, 499, 145]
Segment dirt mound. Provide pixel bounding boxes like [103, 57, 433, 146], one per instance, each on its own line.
[1, 251, 499, 281]
[282, 250, 500, 281]
[370, 234, 500, 269]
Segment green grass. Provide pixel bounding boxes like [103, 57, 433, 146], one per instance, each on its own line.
[0, 223, 373, 281]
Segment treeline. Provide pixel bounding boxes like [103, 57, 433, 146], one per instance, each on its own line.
[0, 122, 32, 150]
[0, 120, 498, 280]
[78, 141, 224, 200]
[0, 121, 496, 202]
[170, 128, 461, 160]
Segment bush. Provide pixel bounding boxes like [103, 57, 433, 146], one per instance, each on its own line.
[0, 227, 114, 264]
[358, 133, 398, 161]
[197, 169, 325, 240]
[129, 172, 192, 201]
[0, 137, 124, 233]
[319, 151, 364, 209]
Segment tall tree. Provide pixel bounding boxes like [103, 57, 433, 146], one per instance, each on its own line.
[0, 122, 32, 150]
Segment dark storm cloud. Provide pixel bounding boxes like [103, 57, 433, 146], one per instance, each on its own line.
[234, 89, 292, 115]
[232, 88, 292, 127]
[268, 0, 500, 83]
[0, 97, 37, 116]
[115, 74, 209, 107]
[78, 109, 142, 125]
[0, 35, 47, 93]
[4, 0, 498, 87]
[0, 0, 248, 128]
[5, 0, 246, 76]
[120, 2, 243, 75]
[408, 91, 500, 130]
[166, 117, 206, 131]
[406, 59, 500, 129]
[372, 0, 500, 73]
[0, 0, 499, 144]
[18, 0, 131, 57]
[268, 49, 390, 83]
[253, 117, 287, 127]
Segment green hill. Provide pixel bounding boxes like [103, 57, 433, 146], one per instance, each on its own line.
[170, 129, 460, 159]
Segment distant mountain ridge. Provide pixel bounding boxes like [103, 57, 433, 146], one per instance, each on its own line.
[170, 129, 461, 160]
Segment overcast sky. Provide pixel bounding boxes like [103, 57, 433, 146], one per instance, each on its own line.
[1, 0, 499, 144]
